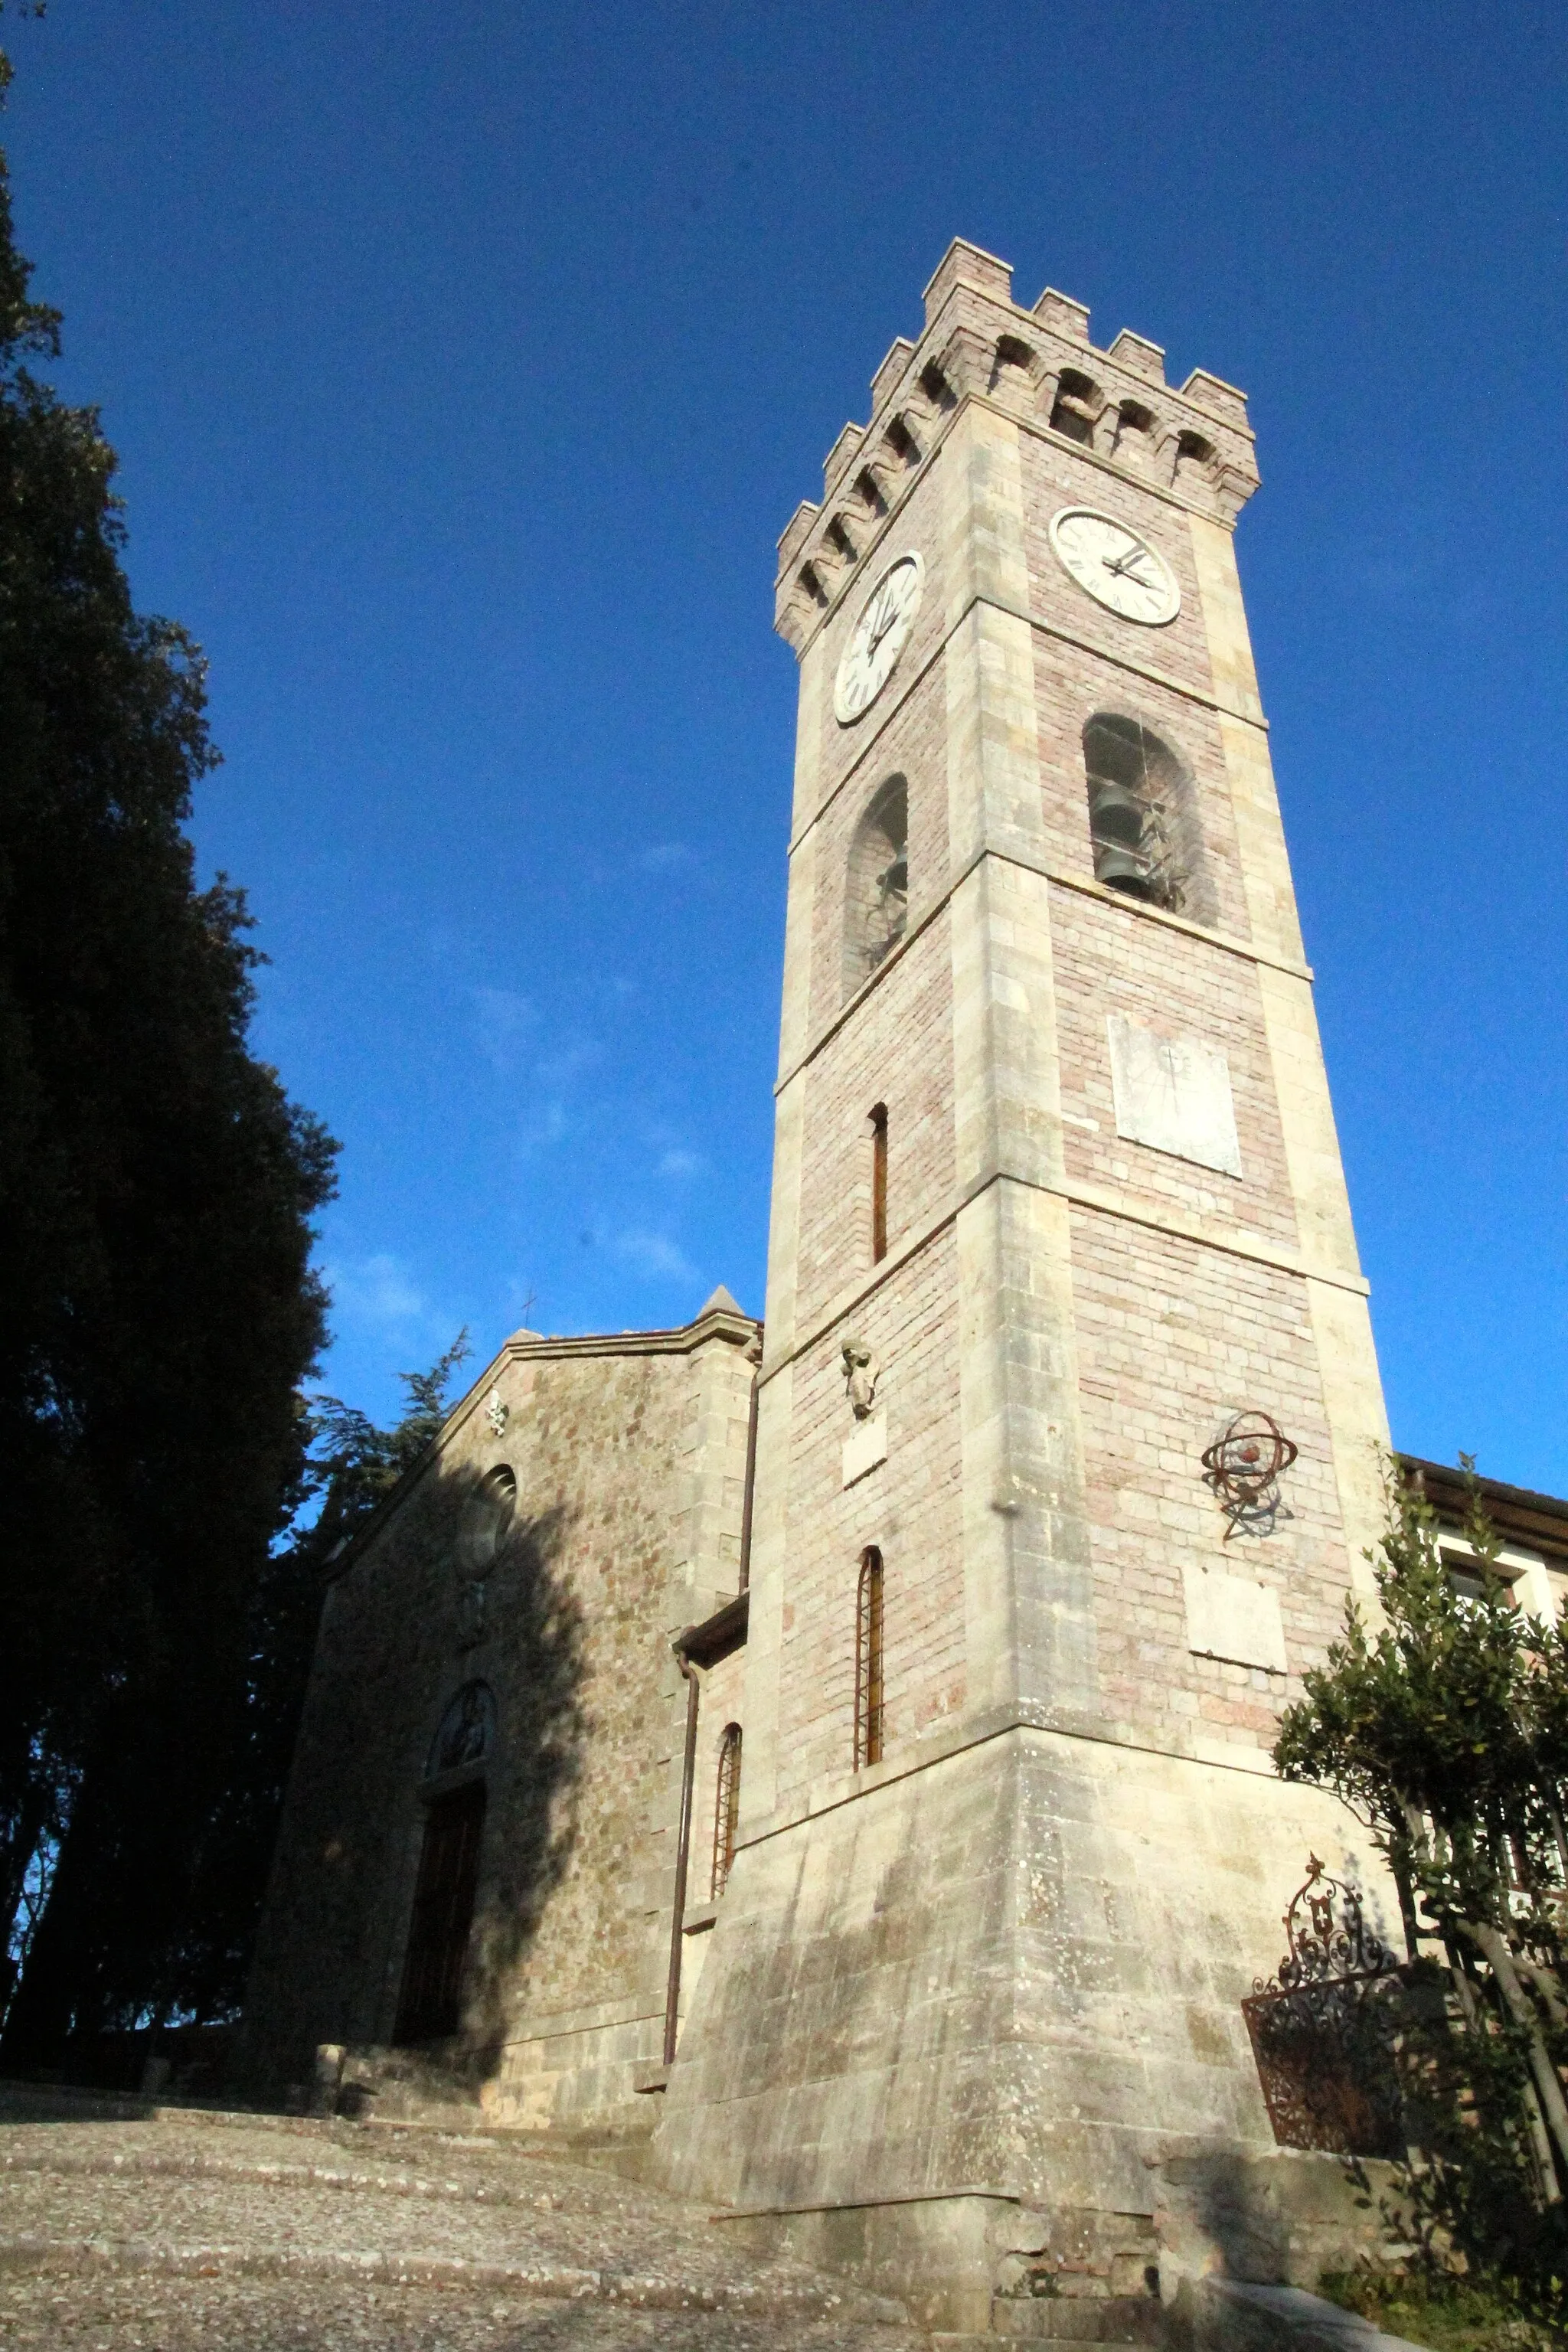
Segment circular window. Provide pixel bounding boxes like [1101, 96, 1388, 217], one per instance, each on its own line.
[460, 1465, 516, 1576]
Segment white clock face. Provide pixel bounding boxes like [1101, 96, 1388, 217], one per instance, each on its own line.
[1048, 508, 1180, 626]
[834, 554, 924, 725]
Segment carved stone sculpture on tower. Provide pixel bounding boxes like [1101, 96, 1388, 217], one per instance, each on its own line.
[841, 1338, 879, 1420]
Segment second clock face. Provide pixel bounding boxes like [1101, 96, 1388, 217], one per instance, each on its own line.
[834, 554, 924, 724]
[1049, 508, 1181, 626]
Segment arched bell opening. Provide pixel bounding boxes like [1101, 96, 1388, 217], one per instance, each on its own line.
[843, 776, 909, 999]
[1082, 714, 1204, 918]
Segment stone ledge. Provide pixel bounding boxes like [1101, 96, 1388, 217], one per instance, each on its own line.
[991, 2290, 1165, 2340]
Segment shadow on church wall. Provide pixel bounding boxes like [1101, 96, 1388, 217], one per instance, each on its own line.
[241, 1343, 707, 2117]
[457, 1501, 589, 2069]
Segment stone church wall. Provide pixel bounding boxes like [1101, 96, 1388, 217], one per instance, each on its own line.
[239, 1298, 757, 2143]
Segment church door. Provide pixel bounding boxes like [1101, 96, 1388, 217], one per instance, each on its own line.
[394, 1779, 485, 2043]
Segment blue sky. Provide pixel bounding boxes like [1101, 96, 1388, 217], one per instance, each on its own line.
[5, 1, 1565, 1485]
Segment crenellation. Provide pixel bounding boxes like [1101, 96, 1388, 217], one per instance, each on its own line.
[1031, 283, 1092, 339]
[1106, 325, 1167, 384]
[776, 496, 819, 568]
[870, 332, 916, 410]
[822, 418, 867, 497]
[1180, 365, 1253, 433]
[776, 240, 1260, 646]
[921, 233, 1014, 323]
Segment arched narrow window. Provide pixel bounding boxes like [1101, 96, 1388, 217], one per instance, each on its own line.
[1082, 714, 1201, 916]
[854, 1547, 884, 1769]
[843, 777, 909, 998]
[1049, 368, 1100, 446]
[710, 1723, 742, 1898]
[870, 1103, 888, 1264]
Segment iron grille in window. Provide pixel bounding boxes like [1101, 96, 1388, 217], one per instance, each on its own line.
[711, 1723, 742, 1899]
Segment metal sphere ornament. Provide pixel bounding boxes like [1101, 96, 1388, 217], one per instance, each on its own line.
[1200, 1410, 1298, 1538]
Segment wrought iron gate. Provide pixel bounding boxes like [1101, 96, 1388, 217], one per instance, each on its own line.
[1242, 1856, 1406, 2159]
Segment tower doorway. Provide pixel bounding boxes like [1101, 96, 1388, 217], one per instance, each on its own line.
[394, 1778, 485, 2043]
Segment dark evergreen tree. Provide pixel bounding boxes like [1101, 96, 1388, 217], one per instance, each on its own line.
[0, 50, 338, 2062]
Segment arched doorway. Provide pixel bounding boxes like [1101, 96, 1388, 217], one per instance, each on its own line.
[394, 1682, 494, 2044]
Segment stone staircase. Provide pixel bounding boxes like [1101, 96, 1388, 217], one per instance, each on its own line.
[0, 2089, 1432, 2350]
[0, 2087, 923, 2350]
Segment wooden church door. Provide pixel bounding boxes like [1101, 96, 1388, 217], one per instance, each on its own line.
[394, 1779, 485, 2043]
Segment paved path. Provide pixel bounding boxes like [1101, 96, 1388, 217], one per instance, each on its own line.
[0, 2090, 922, 2350]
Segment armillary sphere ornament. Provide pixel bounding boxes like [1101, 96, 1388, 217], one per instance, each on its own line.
[1201, 1409, 1298, 1539]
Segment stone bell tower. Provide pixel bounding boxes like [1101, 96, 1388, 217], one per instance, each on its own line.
[652, 242, 1392, 2324]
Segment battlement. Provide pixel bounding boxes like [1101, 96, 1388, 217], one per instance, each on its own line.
[775, 236, 1261, 652]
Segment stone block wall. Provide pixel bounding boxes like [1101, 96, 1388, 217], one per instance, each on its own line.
[774, 1227, 966, 1802]
[655, 1723, 1401, 2326]
[654, 241, 1394, 2302]
[792, 907, 957, 1331]
[239, 1295, 758, 2143]
[1074, 1212, 1354, 1761]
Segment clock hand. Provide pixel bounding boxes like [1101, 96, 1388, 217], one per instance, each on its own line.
[1104, 550, 1158, 581]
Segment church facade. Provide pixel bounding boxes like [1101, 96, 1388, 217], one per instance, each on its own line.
[243, 240, 1530, 2324]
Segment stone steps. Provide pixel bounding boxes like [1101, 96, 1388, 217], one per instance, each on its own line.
[0, 2093, 926, 2350]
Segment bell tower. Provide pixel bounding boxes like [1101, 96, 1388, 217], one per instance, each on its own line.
[653, 243, 1391, 2325]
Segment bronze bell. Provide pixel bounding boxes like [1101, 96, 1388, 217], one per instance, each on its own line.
[1088, 776, 1148, 847]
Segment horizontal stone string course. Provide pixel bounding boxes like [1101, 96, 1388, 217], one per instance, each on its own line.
[786, 588, 1273, 864]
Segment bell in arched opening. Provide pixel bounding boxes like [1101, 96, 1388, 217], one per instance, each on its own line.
[843, 776, 910, 998]
[1082, 714, 1184, 911]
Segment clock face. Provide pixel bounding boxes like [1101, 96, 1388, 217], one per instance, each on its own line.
[1048, 508, 1180, 626]
[834, 554, 924, 725]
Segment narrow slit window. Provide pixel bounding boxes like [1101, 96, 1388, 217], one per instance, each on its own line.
[710, 1723, 742, 1898]
[871, 1104, 888, 1264]
[855, 1547, 885, 1769]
